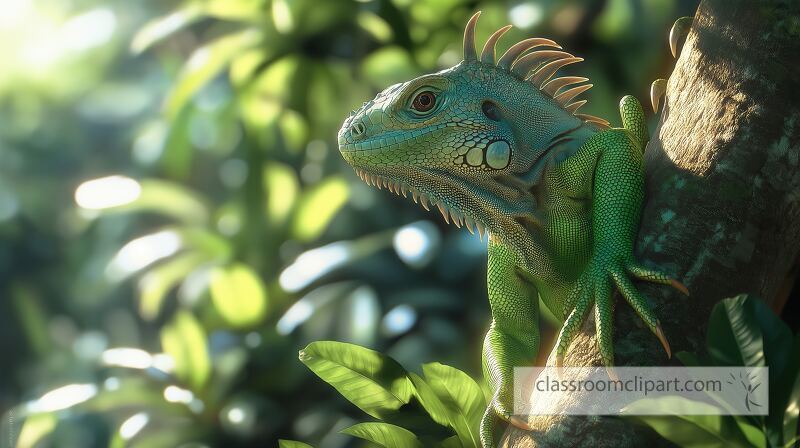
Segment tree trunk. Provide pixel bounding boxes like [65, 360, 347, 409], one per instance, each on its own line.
[502, 0, 800, 445]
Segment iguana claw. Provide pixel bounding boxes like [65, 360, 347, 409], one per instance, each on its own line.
[669, 16, 694, 58]
[606, 366, 621, 382]
[669, 279, 690, 296]
[509, 415, 532, 431]
[654, 321, 671, 359]
[650, 78, 668, 112]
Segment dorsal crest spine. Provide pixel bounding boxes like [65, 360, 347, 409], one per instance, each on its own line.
[463, 11, 610, 128]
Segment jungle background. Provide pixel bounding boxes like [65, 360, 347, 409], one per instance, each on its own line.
[2, 0, 796, 446]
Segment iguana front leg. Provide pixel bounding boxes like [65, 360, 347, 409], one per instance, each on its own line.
[551, 97, 687, 377]
[480, 236, 539, 447]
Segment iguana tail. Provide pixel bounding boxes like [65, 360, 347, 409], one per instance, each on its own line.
[619, 95, 649, 151]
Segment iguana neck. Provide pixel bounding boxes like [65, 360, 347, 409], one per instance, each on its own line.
[473, 116, 597, 277]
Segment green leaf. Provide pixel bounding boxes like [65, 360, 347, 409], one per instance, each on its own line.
[11, 286, 51, 356]
[175, 227, 232, 259]
[129, 427, 196, 448]
[230, 49, 268, 86]
[360, 47, 418, 87]
[593, 0, 633, 40]
[83, 377, 186, 414]
[707, 295, 764, 367]
[356, 11, 393, 43]
[202, 0, 268, 22]
[15, 413, 57, 448]
[438, 435, 463, 448]
[94, 179, 209, 224]
[161, 311, 210, 390]
[209, 263, 268, 328]
[107, 226, 230, 282]
[137, 180, 210, 223]
[291, 177, 349, 242]
[751, 297, 792, 375]
[781, 333, 800, 446]
[161, 106, 193, 180]
[138, 251, 211, 320]
[278, 440, 314, 448]
[421, 363, 484, 448]
[271, 0, 296, 33]
[408, 372, 451, 428]
[732, 417, 767, 448]
[278, 110, 308, 153]
[264, 163, 299, 225]
[131, 4, 203, 53]
[75, 177, 209, 223]
[698, 295, 796, 447]
[298, 341, 413, 419]
[237, 56, 299, 130]
[166, 29, 262, 118]
[628, 397, 756, 448]
[341, 422, 423, 448]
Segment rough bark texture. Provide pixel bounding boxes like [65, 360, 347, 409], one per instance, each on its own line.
[502, 0, 800, 446]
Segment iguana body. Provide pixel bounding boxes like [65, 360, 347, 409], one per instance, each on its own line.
[338, 12, 686, 446]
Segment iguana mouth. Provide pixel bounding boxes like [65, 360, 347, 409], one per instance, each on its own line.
[352, 167, 489, 238]
[338, 126, 443, 153]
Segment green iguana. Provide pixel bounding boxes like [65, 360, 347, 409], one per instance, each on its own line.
[337, 11, 688, 446]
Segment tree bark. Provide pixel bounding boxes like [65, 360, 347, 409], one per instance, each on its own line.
[503, 0, 800, 445]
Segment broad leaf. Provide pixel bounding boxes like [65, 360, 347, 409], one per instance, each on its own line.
[161, 311, 210, 390]
[291, 177, 349, 242]
[166, 29, 262, 118]
[707, 295, 764, 367]
[732, 417, 767, 448]
[629, 397, 753, 448]
[341, 422, 422, 448]
[360, 46, 418, 86]
[15, 413, 57, 448]
[751, 297, 792, 376]
[421, 363, 484, 448]
[83, 377, 185, 414]
[748, 303, 795, 446]
[131, 5, 203, 53]
[264, 163, 299, 225]
[77, 177, 209, 224]
[202, 0, 268, 22]
[299, 341, 413, 419]
[209, 263, 268, 328]
[408, 372, 451, 427]
[438, 435, 463, 448]
[132, 0, 267, 54]
[138, 251, 210, 320]
[781, 333, 800, 446]
[117, 179, 209, 224]
[175, 227, 232, 259]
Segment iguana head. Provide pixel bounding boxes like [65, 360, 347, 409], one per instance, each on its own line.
[338, 12, 607, 236]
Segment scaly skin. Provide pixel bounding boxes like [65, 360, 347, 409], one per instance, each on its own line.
[337, 12, 687, 447]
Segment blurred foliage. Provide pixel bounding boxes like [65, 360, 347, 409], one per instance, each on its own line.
[0, 0, 708, 446]
[629, 295, 800, 448]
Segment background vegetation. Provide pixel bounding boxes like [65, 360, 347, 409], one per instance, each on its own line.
[5, 0, 795, 447]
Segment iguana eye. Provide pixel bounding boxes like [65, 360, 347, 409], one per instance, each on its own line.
[411, 91, 436, 113]
[482, 101, 501, 121]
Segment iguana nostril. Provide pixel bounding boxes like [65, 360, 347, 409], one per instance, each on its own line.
[351, 122, 366, 138]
